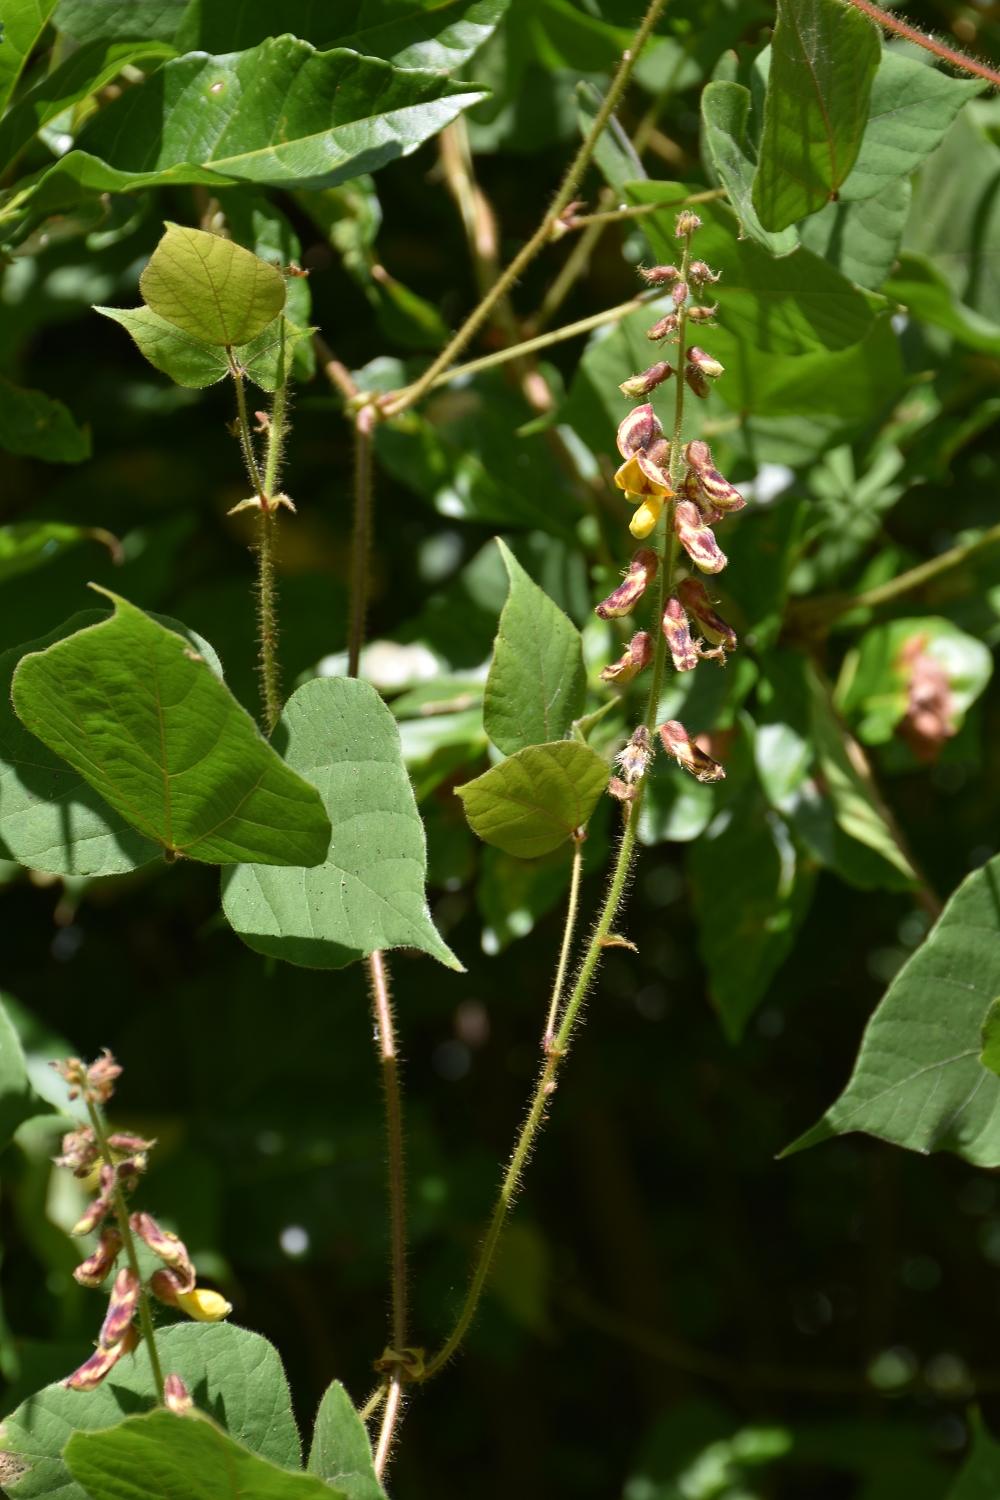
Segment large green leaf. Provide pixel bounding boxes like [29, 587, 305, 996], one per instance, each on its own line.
[58, 37, 485, 193]
[0, 0, 58, 117]
[53, 0, 188, 44]
[307, 1382, 384, 1500]
[221, 677, 460, 971]
[700, 82, 797, 257]
[63, 1412, 339, 1500]
[783, 856, 1000, 1166]
[456, 741, 608, 859]
[139, 223, 286, 346]
[752, 0, 880, 232]
[0, 994, 45, 1152]
[0, 1322, 302, 1500]
[0, 37, 176, 171]
[11, 591, 332, 868]
[0, 375, 89, 462]
[885, 252, 1000, 357]
[484, 539, 585, 756]
[96, 306, 313, 392]
[797, 181, 909, 292]
[181, 0, 509, 72]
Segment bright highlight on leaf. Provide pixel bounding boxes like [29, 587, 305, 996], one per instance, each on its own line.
[456, 741, 609, 859]
[11, 591, 332, 867]
[308, 1380, 386, 1500]
[139, 223, 286, 346]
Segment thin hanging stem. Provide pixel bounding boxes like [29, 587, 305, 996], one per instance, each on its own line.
[543, 834, 586, 1050]
[565, 188, 725, 232]
[380, 0, 668, 419]
[349, 409, 375, 679]
[85, 1101, 166, 1405]
[228, 357, 265, 499]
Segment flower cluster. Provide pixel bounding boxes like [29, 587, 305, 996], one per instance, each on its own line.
[54, 1051, 231, 1397]
[596, 210, 746, 796]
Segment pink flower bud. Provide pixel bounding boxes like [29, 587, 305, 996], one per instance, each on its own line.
[595, 549, 659, 619]
[658, 721, 725, 783]
[71, 1164, 116, 1236]
[647, 313, 679, 342]
[661, 598, 699, 672]
[683, 444, 744, 513]
[51, 1057, 87, 1101]
[617, 725, 653, 784]
[687, 346, 724, 379]
[99, 1266, 139, 1349]
[73, 1227, 122, 1289]
[686, 303, 717, 323]
[675, 210, 703, 237]
[86, 1050, 122, 1105]
[619, 362, 673, 398]
[53, 1126, 99, 1177]
[684, 440, 714, 473]
[63, 1325, 140, 1391]
[672, 280, 688, 308]
[608, 777, 636, 802]
[600, 631, 654, 684]
[677, 578, 738, 653]
[164, 1374, 195, 1415]
[674, 501, 727, 574]
[640, 264, 680, 284]
[107, 1132, 156, 1155]
[689, 261, 721, 286]
[149, 1267, 184, 1307]
[684, 365, 710, 399]
[130, 1213, 195, 1291]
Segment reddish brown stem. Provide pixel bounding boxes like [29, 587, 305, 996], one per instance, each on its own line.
[844, 0, 1000, 87]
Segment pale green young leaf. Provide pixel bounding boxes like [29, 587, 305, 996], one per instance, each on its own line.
[484, 539, 586, 756]
[307, 1382, 385, 1500]
[783, 857, 1000, 1166]
[797, 180, 909, 291]
[0, 522, 118, 584]
[0, 0, 59, 117]
[239, 317, 315, 393]
[95, 305, 230, 388]
[139, 223, 286, 346]
[700, 82, 798, 256]
[63, 1412, 338, 1500]
[0, 1323, 302, 1500]
[752, 0, 880, 232]
[221, 677, 461, 971]
[456, 741, 608, 859]
[885, 252, 1000, 357]
[11, 591, 331, 867]
[0, 374, 89, 463]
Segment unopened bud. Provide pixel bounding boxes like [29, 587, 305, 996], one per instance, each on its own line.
[677, 577, 737, 652]
[164, 1374, 195, 1415]
[63, 1324, 140, 1391]
[674, 501, 727, 574]
[130, 1212, 194, 1290]
[107, 1132, 155, 1156]
[688, 261, 721, 286]
[54, 1126, 99, 1177]
[658, 721, 725, 783]
[619, 362, 673, 398]
[85, 1050, 122, 1105]
[640, 264, 680, 284]
[661, 597, 699, 672]
[600, 631, 654, 684]
[647, 313, 679, 342]
[629, 494, 664, 539]
[176, 1287, 233, 1323]
[617, 725, 653, 784]
[684, 440, 713, 472]
[686, 303, 717, 323]
[608, 777, 636, 802]
[684, 365, 710, 399]
[73, 1227, 122, 1289]
[595, 549, 658, 619]
[687, 346, 724, 379]
[675, 210, 703, 237]
[71, 1163, 116, 1236]
[99, 1267, 139, 1350]
[672, 280, 688, 308]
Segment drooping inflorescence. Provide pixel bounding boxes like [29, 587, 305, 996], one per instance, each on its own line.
[596, 209, 747, 794]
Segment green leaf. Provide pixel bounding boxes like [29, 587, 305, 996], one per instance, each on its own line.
[0, 0, 59, 118]
[838, 616, 993, 746]
[96, 306, 313, 392]
[797, 181, 909, 292]
[806, 663, 917, 882]
[948, 1414, 1000, 1498]
[53, 37, 487, 195]
[0, 1322, 302, 1499]
[884, 252, 1000, 357]
[456, 741, 608, 859]
[221, 677, 461, 971]
[307, 1381, 384, 1500]
[752, 0, 880, 232]
[139, 223, 286, 347]
[783, 856, 1000, 1166]
[11, 590, 332, 867]
[700, 82, 798, 256]
[183, 0, 509, 72]
[0, 994, 45, 1153]
[980, 998, 1000, 1075]
[53, 0, 188, 44]
[477, 803, 608, 950]
[484, 538, 586, 756]
[0, 38, 176, 172]
[63, 1411, 339, 1500]
[0, 374, 90, 462]
[839, 50, 984, 203]
[0, 522, 119, 584]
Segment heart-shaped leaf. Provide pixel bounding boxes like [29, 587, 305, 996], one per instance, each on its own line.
[96, 306, 314, 391]
[456, 741, 609, 859]
[139, 223, 286, 346]
[221, 676, 461, 970]
[11, 591, 331, 867]
[308, 1381, 385, 1500]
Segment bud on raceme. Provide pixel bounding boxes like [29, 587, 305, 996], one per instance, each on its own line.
[672, 280, 688, 308]
[99, 1267, 140, 1350]
[675, 210, 703, 238]
[687, 346, 724, 380]
[689, 261, 721, 288]
[73, 1227, 123, 1289]
[619, 362, 673, 399]
[658, 721, 726, 783]
[617, 725, 653, 785]
[684, 365, 710, 400]
[677, 577, 737, 654]
[164, 1374, 195, 1416]
[647, 313, 679, 342]
[601, 631, 654, 684]
[640, 264, 680, 285]
[661, 597, 699, 673]
[595, 549, 659, 619]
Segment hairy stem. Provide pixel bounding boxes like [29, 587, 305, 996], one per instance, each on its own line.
[566, 187, 725, 231]
[349, 409, 375, 679]
[842, 0, 1000, 87]
[527, 188, 614, 336]
[380, 0, 668, 419]
[263, 380, 288, 500]
[255, 509, 281, 736]
[312, 333, 360, 404]
[229, 358, 264, 499]
[543, 833, 586, 1049]
[85, 1101, 165, 1405]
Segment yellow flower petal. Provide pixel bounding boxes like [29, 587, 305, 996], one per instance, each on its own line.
[629, 496, 663, 539]
[175, 1287, 232, 1323]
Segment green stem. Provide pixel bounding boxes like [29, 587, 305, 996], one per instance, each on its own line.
[380, 0, 669, 420]
[263, 380, 288, 500]
[829, 519, 1000, 619]
[543, 833, 586, 1049]
[85, 1101, 165, 1405]
[369, 949, 408, 1476]
[229, 356, 264, 499]
[255, 509, 281, 736]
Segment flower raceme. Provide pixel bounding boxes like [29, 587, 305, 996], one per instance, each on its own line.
[614, 404, 674, 540]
